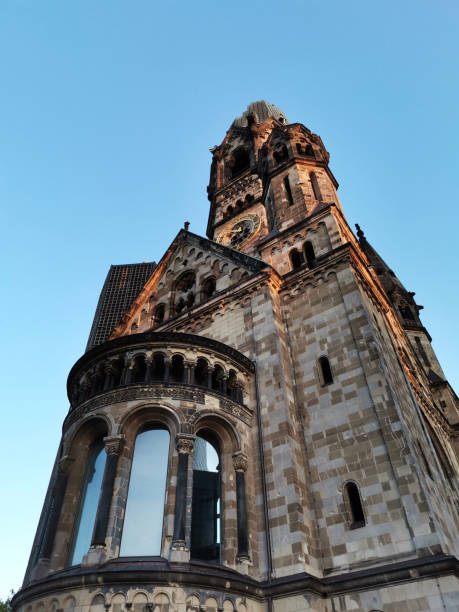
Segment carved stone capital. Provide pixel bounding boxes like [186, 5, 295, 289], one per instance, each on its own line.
[58, 455, 74, 475]
[103, 435, 125, 456]
[176, 434, 195, 454]
[232, 452, 248, 472]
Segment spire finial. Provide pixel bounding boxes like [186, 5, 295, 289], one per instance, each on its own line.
[184, 221, 190, 231]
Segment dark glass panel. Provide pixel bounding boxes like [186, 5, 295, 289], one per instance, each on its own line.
[191, 436, 221, 563]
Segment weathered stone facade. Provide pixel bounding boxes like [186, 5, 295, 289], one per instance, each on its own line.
[14, 101, 459, 612]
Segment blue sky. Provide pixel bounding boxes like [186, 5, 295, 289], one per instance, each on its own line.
[1, 0, 458, 597]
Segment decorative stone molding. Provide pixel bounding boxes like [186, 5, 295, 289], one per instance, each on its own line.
[232, 452, 248, 472]
[176, 434, 195, 455]
[64, 385, 206, 431]
[103, 435, 125, 456]
[219, 398, 252, 426]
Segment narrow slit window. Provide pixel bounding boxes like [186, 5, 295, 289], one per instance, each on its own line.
[283, 176, 294, 206]
[319, 356, 333, 385]
[345, 482, 365, 529]
[310, 172, 322, 201]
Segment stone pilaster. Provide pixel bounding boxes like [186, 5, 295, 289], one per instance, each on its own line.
[171, 434, 195, 562]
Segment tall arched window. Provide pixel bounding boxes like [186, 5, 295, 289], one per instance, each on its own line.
[191, 433, 221, 563]
[70, 440, 106, 565]
[344, 482, 365, 529]
[304, 241, 316, 268]
[319, 355, 333, 385]
[120, 427, 170, 556]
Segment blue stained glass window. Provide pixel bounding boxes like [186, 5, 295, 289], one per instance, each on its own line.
[71, 442, 106, 565]
[120, 427, 170, 556]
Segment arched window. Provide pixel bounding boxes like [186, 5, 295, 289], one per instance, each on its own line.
[319, 355, 333, 385]
[310, 172, 322, 201]
[290, 248, 303, 270]
[230, 148, 250, 178]
[120, 426, 170, 556]
[191, 432, 221, 563]
[283, 175, 294, 206]
[154, 304, 165, 326]
[226, 205, 233, 217]
[304, 143, 314, 157]
[202, 277, 216, 301]
[151, 353, 165, 382]
[344, 482, 365, 529]
[132, 355, 146, 384]
[194, 357, 208, 387]
[304, 241, 316, 268]
[70, 440, 106, 565]
[170, 355, 184, 383]
[211, 365, 224, 393]
[111, 357, 124, 387]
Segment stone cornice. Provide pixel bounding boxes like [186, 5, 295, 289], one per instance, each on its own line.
[13, 554, 458, 608]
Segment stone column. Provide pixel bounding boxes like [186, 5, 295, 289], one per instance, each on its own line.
[183, 362, 191, 384]
[103, 362, 114, 391]
[207, 365, 213, 389]
[124, 360, 134, 385]
[164, 358, 171, 384]
[38, 455, 74, 562]
[221, 374, 227, 396]
[171, 434, 195, 562]
[91, 435, 125, 546]
[188, 361, 195, 385]
[233, 452, 249, 560]
[145, 355, 153, 383]
[120, 357, 129, 385]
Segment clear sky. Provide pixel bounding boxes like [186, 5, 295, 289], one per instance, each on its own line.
[1, 0, 458, 598]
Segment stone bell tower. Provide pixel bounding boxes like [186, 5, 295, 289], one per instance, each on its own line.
[13, 101, 459, 612]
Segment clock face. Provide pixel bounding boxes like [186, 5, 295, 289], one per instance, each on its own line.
[216, 214, 261, 249]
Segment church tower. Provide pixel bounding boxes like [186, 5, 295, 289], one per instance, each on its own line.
[13, 102, 458, 612]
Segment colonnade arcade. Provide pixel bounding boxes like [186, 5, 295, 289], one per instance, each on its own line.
[68, 332, 249, 408]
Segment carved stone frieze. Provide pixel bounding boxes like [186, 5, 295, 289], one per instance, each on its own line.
[219, 397, 253, 426]
[64, 385, 206, 431]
